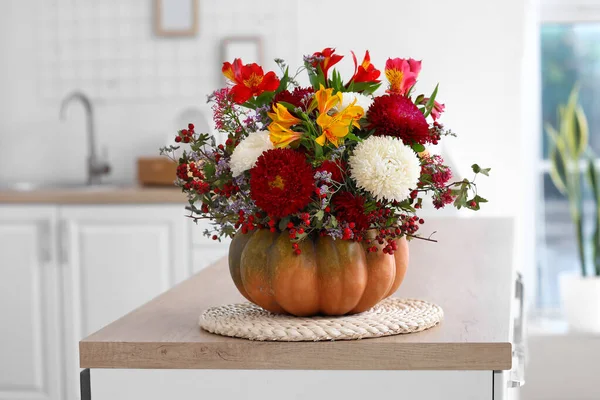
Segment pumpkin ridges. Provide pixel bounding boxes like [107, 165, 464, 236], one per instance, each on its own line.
[228, 229, 410, 317]
[317, 237, 368, 315]
[350, 244, 396, 313]
[228, 230, 254, 302]
[270, 234, 320, 316]
[384, 237, 409, 298]
[240, 229, 285, 314]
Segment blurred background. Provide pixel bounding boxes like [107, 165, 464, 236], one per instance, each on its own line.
[1, 0, 599, 399]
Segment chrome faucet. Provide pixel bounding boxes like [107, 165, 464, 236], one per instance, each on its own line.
[60, 91, 111, 185]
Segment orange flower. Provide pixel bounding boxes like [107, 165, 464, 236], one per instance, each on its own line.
[268, 103, 301, 129]
[267, 103, 303, 148]
[314, 85, 364, 147]
[222, 59, 280, 104]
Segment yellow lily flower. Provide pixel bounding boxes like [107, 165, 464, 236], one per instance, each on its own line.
[314, 84, 342, 114]
[267, 103, 303, 148]
[268, 123, 303, 148]
[267, 103, 301, 129]
[315, 99, 364, 147]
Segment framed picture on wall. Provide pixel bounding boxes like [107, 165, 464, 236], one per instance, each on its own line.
[154, 0, 199, 37]
[220, 36, 264, 84]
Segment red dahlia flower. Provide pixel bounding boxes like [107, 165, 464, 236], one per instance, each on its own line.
[249, 148, 315, 218]
[367, 95, 431, 145]
[312, 47, 343, 78]
[272, 87, 314, 111]
[222, 59, 280, 104]
[317, 160, 345, 183]
[349, 50, 381, 84]
[332, 191, 371, 232]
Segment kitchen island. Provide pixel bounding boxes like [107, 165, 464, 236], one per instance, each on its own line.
[79, 217, 522, 400]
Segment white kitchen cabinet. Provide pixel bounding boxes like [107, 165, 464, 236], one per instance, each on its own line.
[190, 219, 230, 274]
[0, 207, 62, 400]
[58, 205, 191, 400]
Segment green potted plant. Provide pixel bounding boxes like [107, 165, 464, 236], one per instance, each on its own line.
[547, 86, 600, 332]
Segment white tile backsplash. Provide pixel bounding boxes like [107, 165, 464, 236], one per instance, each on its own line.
[34, 0, 298, 102]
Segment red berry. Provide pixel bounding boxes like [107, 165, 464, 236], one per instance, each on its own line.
[287, 222, 294, 229]
[419, 218, 424, 224]
[470, 201, 477, 207]
[294, 249, 302, 255]
[349, 222, 356, 229]
[226, 138, 233, 146]
[325, 206, 331, 212]
[212, 235, 218, 240]
[183, 137, 190, 143]
[270, 227, 276, 232]
[174, 136, 182, 143]
[297, 228, 304, 234]
[188, 123, 194, 130]
[292, 243, 299, 249]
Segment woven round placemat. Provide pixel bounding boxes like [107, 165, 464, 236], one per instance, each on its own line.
[199, 298, 443, 341]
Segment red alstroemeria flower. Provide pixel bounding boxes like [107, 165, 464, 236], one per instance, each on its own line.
[349, 50, 381, 84]
[429, 99, 445, 121]
[222, 58, 280, 104]
[312, 47, 343, 78]
[418, 96, 446, 121]
[385, 58, 422, 95]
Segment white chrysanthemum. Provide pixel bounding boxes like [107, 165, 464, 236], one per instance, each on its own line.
[229, 131, 274, 177]
[349, 136, 420, 202]
[336, 92, 373, 112]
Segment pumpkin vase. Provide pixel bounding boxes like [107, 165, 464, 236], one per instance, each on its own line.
[228, 229, 409, 317]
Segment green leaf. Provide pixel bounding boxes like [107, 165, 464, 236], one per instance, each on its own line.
[274, 66, 290, 95]
[412, 143, 426, 153]
[422, 83, 439, 118]
[315, 210, 325, 221]
[479, 167, 491, 176]
[203, 163, 216, 179]
[474, 195, 488, 203]
[278, 217, 291, 231]
[346, 132, 361, 142]
[471, 164, 481, 174]
[588, 157, 600, 202]
[548, 142, 568, 195]
[574, 105, 589, 157]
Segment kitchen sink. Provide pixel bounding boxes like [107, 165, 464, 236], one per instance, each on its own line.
[0, 182, 123, 192]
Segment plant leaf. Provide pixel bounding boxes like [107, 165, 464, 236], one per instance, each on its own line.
[574, 105, 589, 157]
[548, 142, 568, 195]
[422, 83, 439, 118]
[412, 143, 426, 153]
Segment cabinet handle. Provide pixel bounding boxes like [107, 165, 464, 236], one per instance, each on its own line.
[37, 220, 51, 264]
[58, 219, 69, 265]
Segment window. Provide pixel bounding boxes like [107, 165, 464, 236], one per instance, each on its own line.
[538, 22, 600, 309]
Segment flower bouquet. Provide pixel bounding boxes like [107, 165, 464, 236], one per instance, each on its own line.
[160, 48, 489, 316]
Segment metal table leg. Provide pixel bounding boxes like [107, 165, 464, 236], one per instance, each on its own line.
[81, 369, 91, 400]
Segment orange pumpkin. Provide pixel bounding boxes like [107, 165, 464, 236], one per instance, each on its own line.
[228, 229, 409, 316]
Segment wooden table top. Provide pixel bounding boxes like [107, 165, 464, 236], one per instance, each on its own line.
[80, 217, 515, 371]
